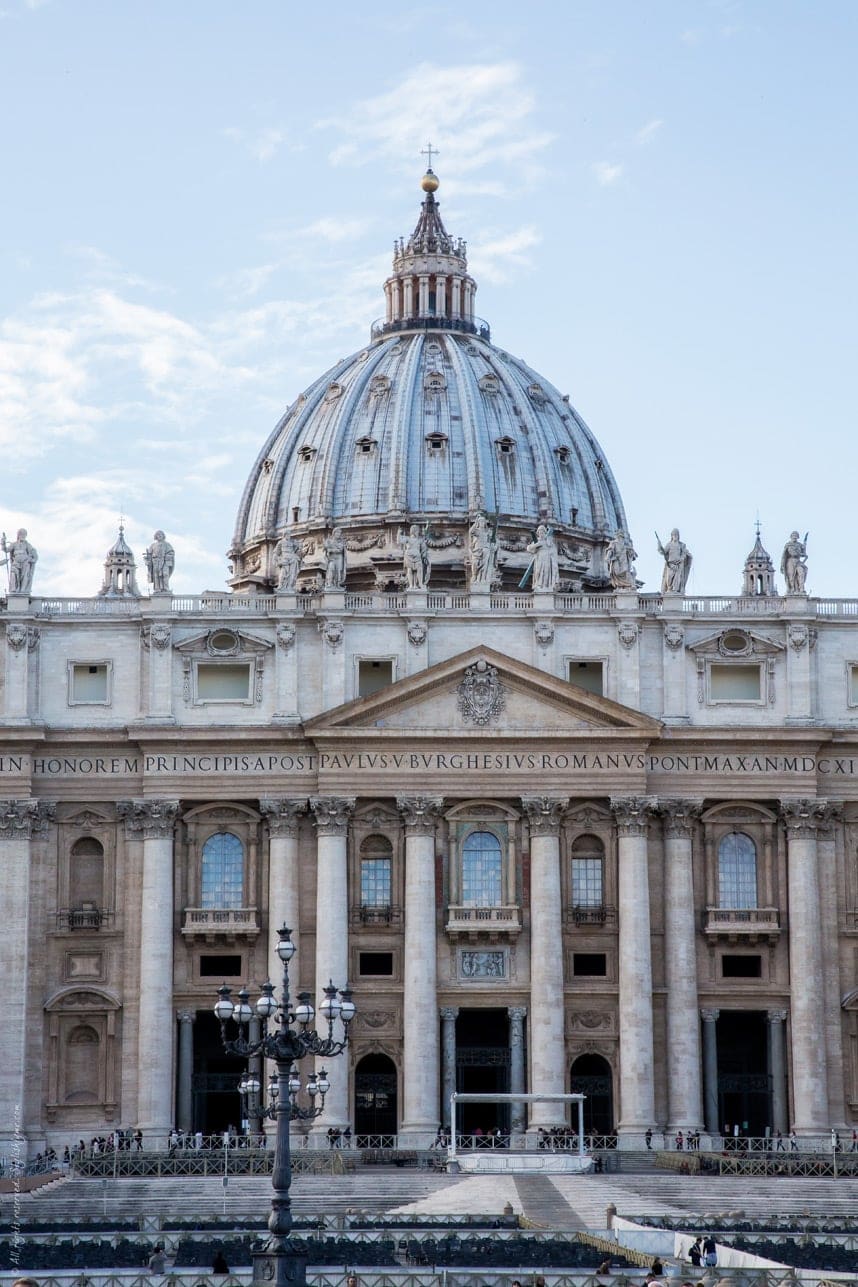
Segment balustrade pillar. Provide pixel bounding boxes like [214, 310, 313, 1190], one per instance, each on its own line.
[260, 799, 307, 985]
[660, 801, 703, 1132]
[176, 1011, 195, 1135]
[508, 1006, 528, 1134]
[781, 800, 829, 1131]
[309, 797, 354, 1133]
[767, 1009, 788, 1135]
[440, 1006, 459, 1132]
[0, 801, 53, 1154]
[522, 798, 568, 1129]
[700, 1008, 720, 1134]
[119, 799, 180, 1145]
[398, 797, 444, 1141]
[612, 797, 656, 1139]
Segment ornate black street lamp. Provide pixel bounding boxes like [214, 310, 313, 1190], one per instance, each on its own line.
[215, 925, 355, 1287]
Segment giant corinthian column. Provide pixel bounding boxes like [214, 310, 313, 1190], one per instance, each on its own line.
[611, 796, 656, 1141]
[259, 798, 307, 986]
[0, 800, 54, 1156]
[660, 800, 704, 1133]
[522, 797, 568, 1130]
[781, 799, 829, 1133]
[119, 798, 180, 1146]
[398, 796, 444, 1143]
[309, 796, 354, 1133]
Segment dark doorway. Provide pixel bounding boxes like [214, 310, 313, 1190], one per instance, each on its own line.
[190, 1010, 245, 1134]
[354, 1053, 397, 1142]
[716, 1010, 771, 1137]
[455, 1008, 510, 1137]
[570, 1054, 614, 1135]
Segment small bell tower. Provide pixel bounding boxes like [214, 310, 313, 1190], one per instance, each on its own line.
[98, 524, 141, 597]
[742, 522, 776, 596]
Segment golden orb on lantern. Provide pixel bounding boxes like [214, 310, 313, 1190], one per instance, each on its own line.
[421, 169, 439, 193]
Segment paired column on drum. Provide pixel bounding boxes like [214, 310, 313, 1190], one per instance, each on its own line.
[119, 799, 180, 1145]
[309, 797, 355, 1133]
[440, 1007, 459, 1132]
[0, 800, 54, 1155]
[508, 1006, 528, 1134]
[781, 799, 829, 1132]
[659, 800, 704, 1133]
[521, 797, 568, 1130]
[612, 797, 656, 1139]
[398, 796, 444, 1143]
[260, 798, 307, 986]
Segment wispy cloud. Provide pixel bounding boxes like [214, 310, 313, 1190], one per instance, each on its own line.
[223, 125, 293, 164]
[636, 118, 664, 145]
[469, 226, 541, 285]
[320, 61, 553, 194]
[593, 161, 623, 187]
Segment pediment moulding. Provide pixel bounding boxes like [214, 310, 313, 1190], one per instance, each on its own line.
[182, 801, 262, 824]
[174, 627, 273, 656]
[44, 985, 121, 1013]
[687, 627, 786, 657]
[701, 800, 779, 824]
[444, 799, 521, 822]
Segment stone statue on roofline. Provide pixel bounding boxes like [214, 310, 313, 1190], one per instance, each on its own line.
[1, 529, 38, 594]
[526, 524, 560, 591]
[467, 512, 498, 590]
[399, 523, 430, 589]
[781, 531, 808, 594]
[605, 528, 637, 590]
[656, 528, 692, 594]
[144, 530, 175, 593]
[275, 534, 302, 591]
[323, 526, 347, 590]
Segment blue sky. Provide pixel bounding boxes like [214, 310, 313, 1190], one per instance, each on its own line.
[1, 0, 855, 596]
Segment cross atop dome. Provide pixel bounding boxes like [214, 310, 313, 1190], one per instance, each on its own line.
[375, 165, 487, 341]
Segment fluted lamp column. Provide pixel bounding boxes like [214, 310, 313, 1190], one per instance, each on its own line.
[398, 796, 444, 1143]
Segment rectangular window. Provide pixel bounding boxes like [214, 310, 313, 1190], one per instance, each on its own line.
[571, 858, 603, 907]
[567, 660, 604, 696]
[850, 664, 858, 705]
[359, 951, 394, 976]
[572, 952, 607, 977]
[196, 663, 251, 701]
[199, 954, 242, 977]
[722, 954, 762, 978]
[358, 659, 394, 697]
[69, 663, 110, 704]
[710, 664, 761, 702]
[360, 858, 392, 907]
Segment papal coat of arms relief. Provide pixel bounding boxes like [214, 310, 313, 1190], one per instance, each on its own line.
[456, 659, 505, 726]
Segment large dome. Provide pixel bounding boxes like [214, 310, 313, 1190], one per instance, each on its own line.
[229, 172, 629, 593]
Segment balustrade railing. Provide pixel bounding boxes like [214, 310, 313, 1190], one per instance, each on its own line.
[181, 907, 259, 936]
[55, 906, 112, 932]
[445, 905, 521, 934]
[704, 906, 780, 935]
[563, 904, 616, 927]
[349, 904, 403, 927]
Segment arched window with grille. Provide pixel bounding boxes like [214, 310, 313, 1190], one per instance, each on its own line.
[201, 832, 245, 909]
[570, 834, 605, 919]
[462, 830, 503, 906]
[717, 832, 758, 908]
[360, 834, 392, 911]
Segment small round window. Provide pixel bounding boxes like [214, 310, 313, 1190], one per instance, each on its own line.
[721, 630, 749, 654]
[209, 629, 238, 653]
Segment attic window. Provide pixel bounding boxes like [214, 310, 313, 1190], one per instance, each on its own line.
[495, 436, 516, 457]
[528, 382, 547, 406]
[479, 375, 500, 395]
[424, 370, 446, 393]
[555, 446, 571, 464]
[356, 437, 377, 456]
[426, 433, 448, 453]
[298, 446, 316, 463]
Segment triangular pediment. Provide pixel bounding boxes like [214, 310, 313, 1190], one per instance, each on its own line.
[304, 646, 662, 738]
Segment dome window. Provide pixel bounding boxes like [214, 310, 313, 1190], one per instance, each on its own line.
[495, 436, 516, 457]
[528, 382, 547, 405]
[298, 446, 316, 463]
[426, 432, 448, 454]
[424, 370, 446, 394]
[555, 446, 571, 465]
[356, 436, 377, 456]
[262, 458, 274, 474]
[369, 374, 391, 398]
[479, 375, 500, 396]
[324, 381, 344, 402]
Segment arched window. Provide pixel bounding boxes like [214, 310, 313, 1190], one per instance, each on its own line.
[718, 832, 758, 908]
[570, 834, 605, 909]
[360, 834, 392, 908]
[462, 830, 503, 906]
[201, 832, 244, 909]
[69, 837, 104, 908]
[64, 1024, 100, 1104]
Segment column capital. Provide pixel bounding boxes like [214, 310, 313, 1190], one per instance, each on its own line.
[397, 795, 444, 833]
[816, 801, 844, 837]
[767, 1008, 788, 1024]
[507, 1005, 528, 1022]
[440, 1006, 459, 1021]
[117, 799, 180, 838]
[699, 1008, 720, 1023]
[521, 796, 568, 836]
[309, 796, 355, 836]
[259, 797, 307, 837]
[658, 799, 703, 837]
[780, 798, 829, 836]
[0, 799, 55, 839]
[177, 1009, 196, 1025]
[611, 796, 657, 837]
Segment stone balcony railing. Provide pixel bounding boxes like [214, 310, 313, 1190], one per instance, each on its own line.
[181, 907, 259, 939]
[55, 906, 113, 932]
[563, 904, 617, 927]
[349, 903, 403, 927]
[703, 906, 781, 942]
[445, 904, 521, 939]
[7, 591, 858, 618]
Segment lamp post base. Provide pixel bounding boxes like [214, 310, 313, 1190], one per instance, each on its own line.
[252, 1243, 307, 1287]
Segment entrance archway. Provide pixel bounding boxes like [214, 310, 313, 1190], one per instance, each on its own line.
[354, 1053, 397, 1142]
[456, 1009, 510, 1136]
[570, 1054, 614, 1135]
[716, 1011, 771, 1136]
